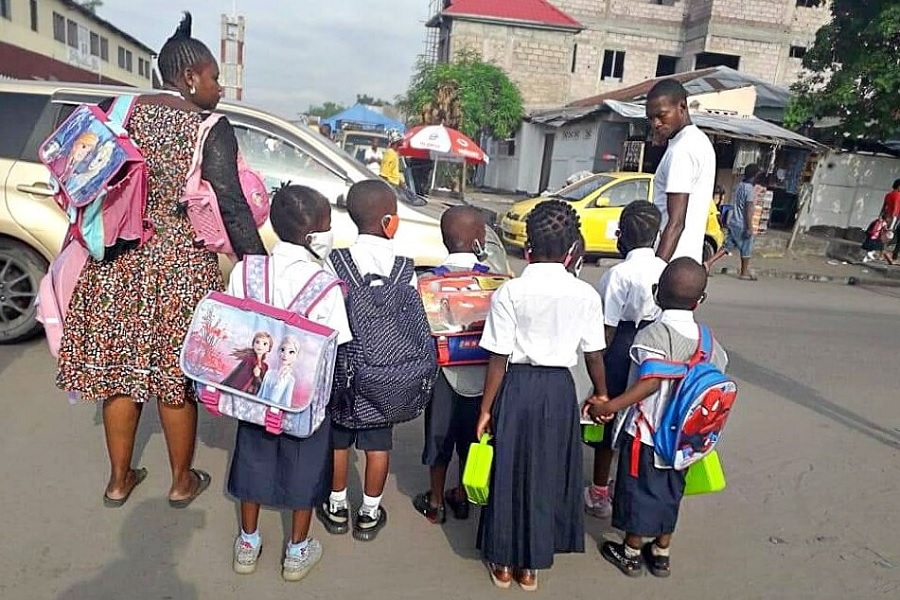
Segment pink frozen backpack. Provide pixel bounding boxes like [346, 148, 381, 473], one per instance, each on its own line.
[181, 113, 270, 255]
[36, 240, 89, 358]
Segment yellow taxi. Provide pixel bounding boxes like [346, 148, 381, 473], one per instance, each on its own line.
[500, 172, 724, 259]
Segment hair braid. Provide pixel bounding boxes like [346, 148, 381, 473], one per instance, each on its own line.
[618, 200, 661, 253]
[526, 199, 582, 259]
[157, 12, 215, 86]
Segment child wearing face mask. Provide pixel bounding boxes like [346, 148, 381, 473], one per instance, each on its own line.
[318, 180, 417, 542]
[225, 184, 352, 582]
[584, 201, 666, 520]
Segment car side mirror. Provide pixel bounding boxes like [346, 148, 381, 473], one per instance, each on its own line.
[592, 197, 611, 208]
[336, 194, 347, 209]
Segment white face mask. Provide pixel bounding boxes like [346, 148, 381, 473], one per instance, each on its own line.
[306, 230, 334, 260]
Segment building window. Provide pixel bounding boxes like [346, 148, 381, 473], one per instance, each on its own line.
[651, 0, 676, 5]
[571, 44, 578, 73]
[53, 13, 66, 43]
[789, 45, 808, 59]
[90, 32, 100, 56]
[119, 47, 133, 72]
[656, 55, 679, 77]
[100, 37, 109, 62]
[0, 0, 10, 21]
[66, 19, 78, 49]
[29, 0, 38, 31]
[695, 51, 740, 70]
[601, 50, 626, 81]
[796, 0, 822, 7]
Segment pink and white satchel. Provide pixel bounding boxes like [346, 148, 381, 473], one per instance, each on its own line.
[180, 255, 342, 437]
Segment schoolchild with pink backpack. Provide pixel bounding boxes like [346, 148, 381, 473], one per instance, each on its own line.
[220, 185, 352, 581]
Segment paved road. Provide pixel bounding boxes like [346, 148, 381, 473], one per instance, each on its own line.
[1, 265, 898, 600]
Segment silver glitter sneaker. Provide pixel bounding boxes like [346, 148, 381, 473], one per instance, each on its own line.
[282, 538, 323, 582]
[232, 535, 262, 575]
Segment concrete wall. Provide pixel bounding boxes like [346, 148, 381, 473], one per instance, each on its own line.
[689, 86, 757, 116]
[483, 121, 546, 195]
[798, 153, 900, 231]
[0, 0, 153, 87]
[547, 120, 602, 191]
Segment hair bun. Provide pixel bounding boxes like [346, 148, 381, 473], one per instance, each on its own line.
[172, 11, 193, 40]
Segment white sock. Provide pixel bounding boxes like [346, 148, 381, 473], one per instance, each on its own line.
[329, 489, 347, 511]
[623, 544, 641, 559]
[240, 528, 261, 547]
[652, 543, 671, 557]
[360, 493, 382, 516]
[287, 538, 309, 556]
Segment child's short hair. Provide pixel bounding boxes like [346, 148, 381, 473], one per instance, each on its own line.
[346, 180, 396, 229]
[619, 200, 661, 252]
[269, 184, 330, 244]
[525, 199, 581, 259]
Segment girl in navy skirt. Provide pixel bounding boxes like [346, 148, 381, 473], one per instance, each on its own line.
[476, 200, 609, 591]
[225, 186, 352, 582]
[585, 201, 666, 518]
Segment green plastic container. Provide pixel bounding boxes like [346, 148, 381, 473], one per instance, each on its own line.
[684, 450, 727, 496]
[582, 424, 605, 443]
[463, 434, 493, 505]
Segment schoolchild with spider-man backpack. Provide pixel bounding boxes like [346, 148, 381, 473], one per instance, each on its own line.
[586, 257, 733, 579]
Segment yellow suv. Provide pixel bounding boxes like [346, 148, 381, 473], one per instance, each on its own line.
[500, 172, 723, 258]
[0, 80, 509, 343]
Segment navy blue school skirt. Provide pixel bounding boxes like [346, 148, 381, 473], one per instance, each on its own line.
[227, 418, 332, 511]
[477, 365, 584, 570]
[611, 433, 686, 536]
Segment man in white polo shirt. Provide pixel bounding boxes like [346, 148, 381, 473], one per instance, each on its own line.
[646, 79, 716, 263]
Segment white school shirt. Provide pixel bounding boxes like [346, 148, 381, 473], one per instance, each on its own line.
[596, 248, 667, 327]
[324, 234, 417, 287]
[227, 241, 353, 345]
[653, 124, 716, 263]
[615, 310, 728, 467]
[479, 262, 606, 367]
[437, 252, 488, 397]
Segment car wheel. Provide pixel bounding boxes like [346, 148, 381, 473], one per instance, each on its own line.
[702, 237, 716, 263]
[0, 239, 47, 344]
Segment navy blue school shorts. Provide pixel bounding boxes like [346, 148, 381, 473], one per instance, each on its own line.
[422, 370, 481, 467]
[331, 422, 393, 451]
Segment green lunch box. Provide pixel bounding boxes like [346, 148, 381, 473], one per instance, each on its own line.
[684, 450, 727, 496]
[463, 434, 493, 505]
[582, 424, 605, 443]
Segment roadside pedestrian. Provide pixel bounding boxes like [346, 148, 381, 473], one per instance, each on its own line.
[881, 179, 900, 261]
[318, 123, 333, 141]
[56, 12, 266, 509]
[705, 164, 760, 279]
[585, 201, 665, 520]
[646, 79, 716, 263]
[861, 215, 894, 264]
[364, 139, 384, 174]
[476, 200, 609, 592]
[226, 185, 352, 581]
[587, 258, 728, 579]
[380, 130, 405, 187]
[412, 206, 488, 525]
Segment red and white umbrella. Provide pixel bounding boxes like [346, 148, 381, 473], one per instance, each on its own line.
[398, 125, 489, 164]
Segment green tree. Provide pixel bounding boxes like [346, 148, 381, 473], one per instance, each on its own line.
[786, 0, 900, 139]
[356, 94, 390, 107]
[80, 0, 103, 12]
[401, 50, 524, 139]
[306, 101, 346, 119]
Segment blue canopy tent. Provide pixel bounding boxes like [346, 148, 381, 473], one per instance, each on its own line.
[323, 104, 406, 133]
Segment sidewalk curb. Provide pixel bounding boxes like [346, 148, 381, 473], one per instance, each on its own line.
[717, 268, 900, 287]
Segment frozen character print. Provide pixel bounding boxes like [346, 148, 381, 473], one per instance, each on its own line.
[258, 336, 300, 410]
[67, 140, 117, 200]
[57, 131, 100, 181]
[223, 332, 274, 396]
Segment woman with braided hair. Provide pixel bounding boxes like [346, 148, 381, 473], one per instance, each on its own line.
[57, 12, 266, 509]
[476, 200, 609, 591]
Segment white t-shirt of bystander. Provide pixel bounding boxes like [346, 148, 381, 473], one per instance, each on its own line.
[653, 124, 716, 263]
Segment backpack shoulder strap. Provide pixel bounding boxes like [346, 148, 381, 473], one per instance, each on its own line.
[330, 248, 364, 288]
[389, 256, 414, 286]
[188, 113, 224, 178]
[473, 263, 490, 273]
[106, 95, 138, 134]
[688, 324, 714, 366]
[430, 266, 450, 276]
[242, 255, 270, 304]
[288, 270, 344, 317]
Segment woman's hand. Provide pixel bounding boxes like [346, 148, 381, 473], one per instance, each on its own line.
[476, 411, 492, 440]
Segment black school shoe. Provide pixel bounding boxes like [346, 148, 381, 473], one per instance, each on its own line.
[316, 502, 349, 535]
[353, 506, 388, 542]
[600, 541, 644, 577]
[412, 492, 446, 524]
[642, 542, 672, 578]
[444, 488, 470, 520]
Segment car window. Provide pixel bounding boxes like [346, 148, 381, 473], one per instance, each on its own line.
[602, 179, 650, 207]
[556, 175, 614, 202]
[232, 124, 347, 193]
[0, 93, 50, 161]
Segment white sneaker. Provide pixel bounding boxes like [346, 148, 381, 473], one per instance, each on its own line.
[282, 538, 323, 582]
[233, 535, 262, 575]
[583, 485, 612, 519]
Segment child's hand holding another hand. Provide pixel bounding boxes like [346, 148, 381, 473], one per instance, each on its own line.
[584, 394, 615, 423]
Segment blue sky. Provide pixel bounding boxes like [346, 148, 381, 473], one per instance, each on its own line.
[96, 0, 431, 119]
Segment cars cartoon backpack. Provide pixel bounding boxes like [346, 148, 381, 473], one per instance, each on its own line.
[638, 324, 736, 471]
[180, 113, 270, 255]
[417, 265, 511, 366]
[180, 255, 342, 438]
[39, 94, 152, 262]
[328, 248, 438, 429]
